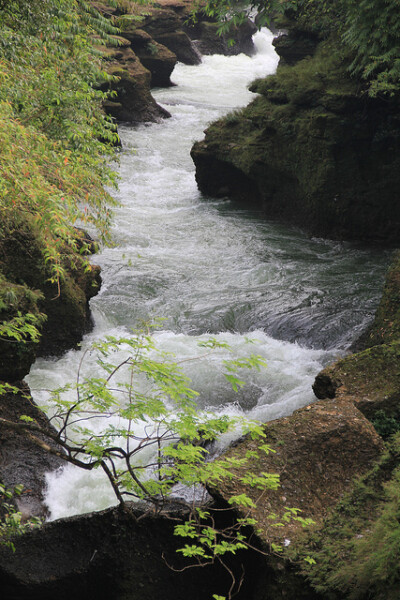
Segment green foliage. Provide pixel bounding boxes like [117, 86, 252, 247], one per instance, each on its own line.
[0, 312, 46, 344]
[372, 410, 400, 440]
[0, 484, 42, 552]
[290, 434, 400, 599]
[344, 0, 400, 96]
[0, 277, 46, 344]
[0, 0, 120, 292]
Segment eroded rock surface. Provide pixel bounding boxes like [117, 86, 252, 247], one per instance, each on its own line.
[102, 38, 171, 122]
[211, 399, 384, 545]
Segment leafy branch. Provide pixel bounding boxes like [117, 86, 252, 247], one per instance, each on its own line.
[0, 327, 314, 598]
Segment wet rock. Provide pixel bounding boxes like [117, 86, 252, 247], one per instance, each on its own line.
[0, 382, 64, 519]
[186, 19, 257, 57]
[0, 502, 258, 600]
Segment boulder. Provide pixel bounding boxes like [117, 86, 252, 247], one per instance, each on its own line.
[210, 399, 384, 546]
[0, 502, 259, 600]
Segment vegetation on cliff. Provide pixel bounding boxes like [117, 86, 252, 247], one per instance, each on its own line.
[207, 0, 400, 97]
[192, 0, 400, 241]
[288, 433, 400, 600]
[0, 0, 119, 368]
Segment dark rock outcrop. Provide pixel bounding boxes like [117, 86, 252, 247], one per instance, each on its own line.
[0, 502, 261, 600]
[102, 37, 171, 122]
[0, 383, 64, 519]
[186, 19, 257, 57]
[0, 222, 101, 379]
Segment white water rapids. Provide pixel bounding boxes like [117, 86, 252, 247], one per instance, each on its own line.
[27, 30, 388, 520]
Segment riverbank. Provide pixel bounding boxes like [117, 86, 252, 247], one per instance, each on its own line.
[188, 1, 400, 595]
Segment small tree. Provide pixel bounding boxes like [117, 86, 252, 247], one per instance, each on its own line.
[0, 327, 309, 598]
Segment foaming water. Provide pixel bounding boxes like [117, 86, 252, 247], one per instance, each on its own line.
[27, 30, 388, 519]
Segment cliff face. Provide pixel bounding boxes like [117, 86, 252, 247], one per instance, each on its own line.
[0, 222, 101, 382]
[191, 20, 400, 242]
[98, 0, 257, 124]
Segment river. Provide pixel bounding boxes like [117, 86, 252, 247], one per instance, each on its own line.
[27, 29, 389, 520]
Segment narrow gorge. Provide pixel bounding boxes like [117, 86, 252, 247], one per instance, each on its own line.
[0, 1, 399, 599]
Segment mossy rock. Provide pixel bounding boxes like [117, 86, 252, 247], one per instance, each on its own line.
[365, 251, 400, 347]
[0, 218, 101, 380]
[191, 38, 400, 242]
[314, 341, 400, 420]
[290, 434, 400, 600]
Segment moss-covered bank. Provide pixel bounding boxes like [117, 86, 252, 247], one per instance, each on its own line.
[189, 2, 400, 596]
[0, 218, 101, 382]
[191, 7, 400, 242]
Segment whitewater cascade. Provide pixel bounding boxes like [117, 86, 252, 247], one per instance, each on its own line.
[27, 30, 388, 520]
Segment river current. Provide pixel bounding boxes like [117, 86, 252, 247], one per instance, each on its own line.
[27, 29, 389, 520]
